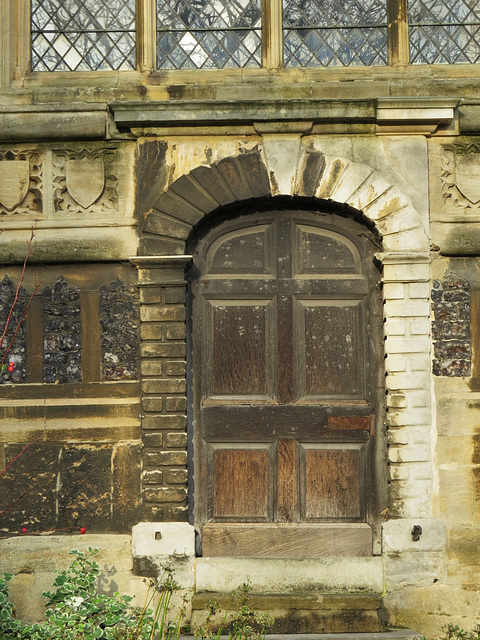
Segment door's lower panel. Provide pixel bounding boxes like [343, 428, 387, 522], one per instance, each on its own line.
[202, 522, 373, 557]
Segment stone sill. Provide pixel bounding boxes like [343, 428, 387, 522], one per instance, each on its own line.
[18, 64, 480, 87]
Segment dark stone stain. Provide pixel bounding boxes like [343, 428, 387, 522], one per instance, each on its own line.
[0, 443, 59, 532]
[133, 556, 160, 578]
[269, 170, 279, 193]
[474, 468, 480, 503]
[112, 444, 142, 531]
[321, 159, 345, 197]
[58, 445, 112, 531]
[301, 152, 326, 197]
[167, 85, 186, 100]
[135, 140, 168, 218]
[472, 434, 480, 465]
[239, 151, 271, 198]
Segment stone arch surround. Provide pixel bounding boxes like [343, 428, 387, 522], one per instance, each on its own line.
[134, 146, 434, 527]
[140, 147, 429, 256]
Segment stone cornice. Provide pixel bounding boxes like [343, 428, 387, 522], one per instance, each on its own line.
[0, 104, 109, 141]
[110, 97, 459, 137]
[110, 98, 377, 128]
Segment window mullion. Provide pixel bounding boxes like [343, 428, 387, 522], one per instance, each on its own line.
[387, 0, 409, 67]
[137, 0, 156, 72]
[1, 0, 29, 87]
[262, 0, 283, 70]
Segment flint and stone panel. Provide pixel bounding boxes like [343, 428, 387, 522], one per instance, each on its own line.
[432, 277, 472, 377]
[100, 278, 140, 381]
[43, 277, 82, 384]
[0, 276, 27, 383]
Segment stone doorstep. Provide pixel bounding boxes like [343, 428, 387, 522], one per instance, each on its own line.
[190, 593, 386, 634]
[192, 593, 383, 611]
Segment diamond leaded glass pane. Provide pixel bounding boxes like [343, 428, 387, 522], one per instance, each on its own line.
[283, 0, 387, 67]
[31, 0, 136, 71]
[156, 0, 261, 69]
[409, 0, 480, 64]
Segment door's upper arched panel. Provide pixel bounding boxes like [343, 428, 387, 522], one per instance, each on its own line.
[206, 224, 276, 277]
[292, 224, 361, 276]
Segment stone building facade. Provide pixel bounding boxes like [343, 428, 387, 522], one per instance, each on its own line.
[1, 1, 480, 636]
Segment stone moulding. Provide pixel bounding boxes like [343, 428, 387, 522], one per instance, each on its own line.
[110, 97, 457, 136]
[0, 105, 109, 142]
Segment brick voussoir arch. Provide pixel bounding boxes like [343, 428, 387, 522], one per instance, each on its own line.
[140, 147, 428, 254]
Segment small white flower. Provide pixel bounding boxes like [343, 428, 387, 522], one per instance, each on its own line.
[67, 596, 84, 608]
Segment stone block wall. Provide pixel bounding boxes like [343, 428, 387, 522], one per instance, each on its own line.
[133, 257, 189, 523]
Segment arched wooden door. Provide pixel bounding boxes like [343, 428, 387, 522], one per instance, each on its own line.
[189, 209, 385, 558]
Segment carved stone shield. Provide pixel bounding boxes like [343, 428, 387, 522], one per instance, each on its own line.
[0, 160, 29, 211]
[66, 157, 105, 208]
[456, 154, 480, 204]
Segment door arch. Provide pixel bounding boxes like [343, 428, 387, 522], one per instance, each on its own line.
[188, 207, 386, 558]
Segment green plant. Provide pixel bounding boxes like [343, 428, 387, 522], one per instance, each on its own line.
[0, 549, 273, 640]
[441, 624, 480, 640]
[0, 548, 182, 640]
[195, 581, 273, 640]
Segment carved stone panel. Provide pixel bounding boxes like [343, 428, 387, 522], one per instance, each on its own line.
[441, 143, 480, 212]
[0, 150, 42, 216]
[53, 147, 118, 215]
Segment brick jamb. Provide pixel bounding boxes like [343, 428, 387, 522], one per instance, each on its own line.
[131, 256, 191, 522]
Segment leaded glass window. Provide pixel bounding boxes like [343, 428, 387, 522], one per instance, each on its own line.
[28, 0, 480, 72]
[156, 0, 262, 69]
[283, 0, 388, 67]
[409, 0, 480, 64]
[31, 0, 136, 71]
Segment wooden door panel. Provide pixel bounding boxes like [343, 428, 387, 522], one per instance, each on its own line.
[300, 445, 363, 520]
[206, 299, 276, 400]
[202, 407, 372, 441]
[293, 224, 360, 275]
[277, 438, 298, 522]
[211, 445, 274, 521]
[295, 299, 364, 399]
[207, 224, 276, 276]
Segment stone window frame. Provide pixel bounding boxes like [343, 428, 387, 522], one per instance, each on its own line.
[0, 0, 477, 85]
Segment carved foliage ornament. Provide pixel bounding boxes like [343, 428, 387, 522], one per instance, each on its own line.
[442, 143, 480, 210]
[53, 147, 117, 214]
[0, 150, 42, 215]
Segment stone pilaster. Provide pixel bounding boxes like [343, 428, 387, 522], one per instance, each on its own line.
[379, 252, 434, 519]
